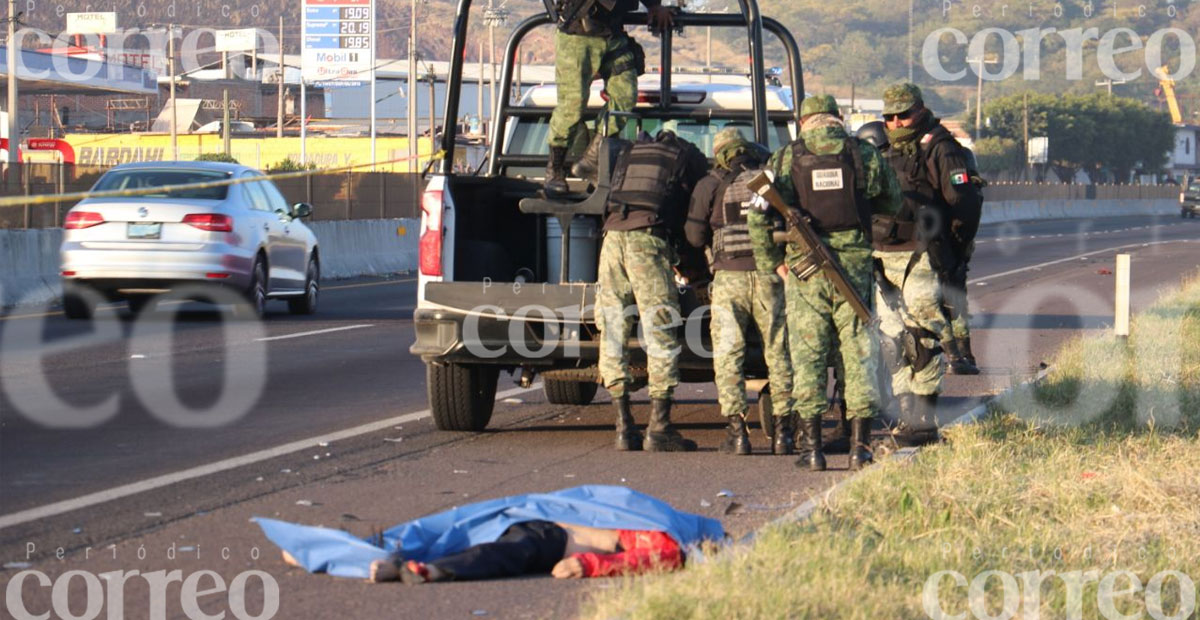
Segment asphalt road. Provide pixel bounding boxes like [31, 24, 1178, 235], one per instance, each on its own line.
[1, 213, 1197, 619]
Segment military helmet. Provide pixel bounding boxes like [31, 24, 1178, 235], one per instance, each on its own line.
[883, 82, 923, 115]
[712, 126, 747, 156]
[799, 94, 839, 119]
[855, 121, 889, 151]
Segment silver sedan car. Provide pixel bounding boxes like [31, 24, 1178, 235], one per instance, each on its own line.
[59, 161, 320, 319]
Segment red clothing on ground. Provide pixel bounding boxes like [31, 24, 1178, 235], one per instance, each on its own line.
[572, 530, 683, 578]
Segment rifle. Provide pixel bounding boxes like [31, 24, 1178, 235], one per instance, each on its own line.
[745, 171, 873, 324]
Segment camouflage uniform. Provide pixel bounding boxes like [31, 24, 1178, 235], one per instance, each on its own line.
[595, 229, 681, 400]
[748, 104, 900, 423]
[685, 127, 792, 453]
[708, 271, 790, 419]
[874, 250, 945, 397]
[548, 31, 639, 149]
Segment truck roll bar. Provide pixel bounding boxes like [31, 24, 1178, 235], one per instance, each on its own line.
[438, 0, 804, 176]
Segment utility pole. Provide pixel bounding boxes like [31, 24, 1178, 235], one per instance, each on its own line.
[967, 55, 997, 144]
[477, 41, 484, 128]
[1023, 91, 1029, 178]
[222, 89, 231, 156]
[907, 0, 914, 82]
[369, 0, 377, 169]
[407, 0, 417, 171]
[486, 0, 495, 128]
[277, 16, 284, 139]
[169, 24, 178, 160]
[6, 0, 18, 166]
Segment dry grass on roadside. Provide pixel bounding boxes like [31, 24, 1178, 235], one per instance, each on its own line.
[580, 275, 1200, 620]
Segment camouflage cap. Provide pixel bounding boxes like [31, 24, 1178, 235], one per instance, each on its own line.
[799, 94, 839, 119]
[712, 126, 747, 156]
[883, 83, 923, 115]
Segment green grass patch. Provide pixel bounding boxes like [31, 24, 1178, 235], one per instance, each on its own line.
[581, 274, 1200, 620]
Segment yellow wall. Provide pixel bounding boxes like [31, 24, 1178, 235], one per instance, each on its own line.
[63, 134, 438, 173]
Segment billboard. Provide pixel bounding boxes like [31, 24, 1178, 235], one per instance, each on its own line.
[302, 0, 374, 88]
[216, 28, 260, 53]
[65, 12, 118, 35]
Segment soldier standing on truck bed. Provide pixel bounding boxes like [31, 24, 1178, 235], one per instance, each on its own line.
[596, 131, 709, 452]
[542, 0, 676, 196]
[747, 95, 902, 471]
[875, 83, 984, 446]
[684, 127, 795, 456]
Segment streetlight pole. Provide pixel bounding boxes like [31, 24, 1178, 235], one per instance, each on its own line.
[169, 24, 178, 160]
[6, 0, 18, 166]
[483, 4, 507, 130]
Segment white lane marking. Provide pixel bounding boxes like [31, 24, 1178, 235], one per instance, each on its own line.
[969, 239, 1197, 285]
[0, 383, 542, 531]
[324, 278, 416, 291]
[255, 324, 374, 342]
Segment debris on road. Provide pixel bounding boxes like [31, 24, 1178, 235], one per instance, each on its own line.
[700, 499, 712, 508]
[502, 398, 523, 404]
[144, 512, 163, 518]
[453, 469, 469, 474]
[318, 442, 330, 447]
[1098, 268, 1113, 275]
[384, 437, 403, 443]
[717, 489, 735, 498]
[341, 514, 361, 521]
[4, 562, 32, 570]
[280, 469, 292, 474]
[295, 500, 316, 507]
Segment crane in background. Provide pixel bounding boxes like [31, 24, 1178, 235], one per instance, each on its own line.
[1156, 65, 1184, 124]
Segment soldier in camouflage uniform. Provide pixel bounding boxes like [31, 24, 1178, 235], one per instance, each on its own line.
[875, 83, 984, 446]
[685, 128, 793, 456]
[748, 95, 901, 471]
[596, 132, 709, 452]
[543, 0, 675, 196]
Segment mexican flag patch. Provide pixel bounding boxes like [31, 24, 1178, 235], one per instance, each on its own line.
[950, 171, 969, 185]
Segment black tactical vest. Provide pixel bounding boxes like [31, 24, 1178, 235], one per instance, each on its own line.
[885, 125, 957, 244]
[607, 134, 692, 225]
[708, 164, 760, 261]
[789, 138, 871, 235]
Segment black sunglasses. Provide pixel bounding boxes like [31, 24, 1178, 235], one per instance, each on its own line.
[883, 108, 917, 122]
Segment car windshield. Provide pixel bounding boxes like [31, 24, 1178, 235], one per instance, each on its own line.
[92, 169, 230, 200]
[1189, 183, 1200, 192]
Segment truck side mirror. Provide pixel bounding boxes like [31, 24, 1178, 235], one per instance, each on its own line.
[291, 203, 313, 219]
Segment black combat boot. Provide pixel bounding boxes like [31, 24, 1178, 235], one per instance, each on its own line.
[719, 414, 751, 455]
[945, 337, 979, 375]
[544, 146, 569, 197]
[794, 416, 826, 471]
[570, 132, 604, 182]
[646, 399, 697, 452]
[894, 393, 940, 447]
[849, 417, 874, 470]
[772, 413, 796, 456]
[613, 394, 643, 451]
[957, 337, 979, 373]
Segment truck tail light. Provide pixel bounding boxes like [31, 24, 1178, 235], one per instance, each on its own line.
[419, 189, 444, 277]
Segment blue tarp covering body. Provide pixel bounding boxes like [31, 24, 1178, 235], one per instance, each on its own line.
[256, 485, 725, 579]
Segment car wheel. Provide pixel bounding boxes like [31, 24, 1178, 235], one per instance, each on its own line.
[62, 285, 96, 320]
[427, 362, 499, 431]
[239, 258, 268, 319]
[543, 379, 598, 405]
[127, 295, 154, 315]
[288, 259, 319, 315]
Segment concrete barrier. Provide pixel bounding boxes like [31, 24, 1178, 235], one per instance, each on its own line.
[980, 199, 1179, 225]
[0, 228, 63, 308]
[0, 218, 417, 309]
[306, 218, 418, 280]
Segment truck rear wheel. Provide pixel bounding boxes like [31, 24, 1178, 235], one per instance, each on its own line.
[427, 362, 499, 431]
[543, 379, 598, 406]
